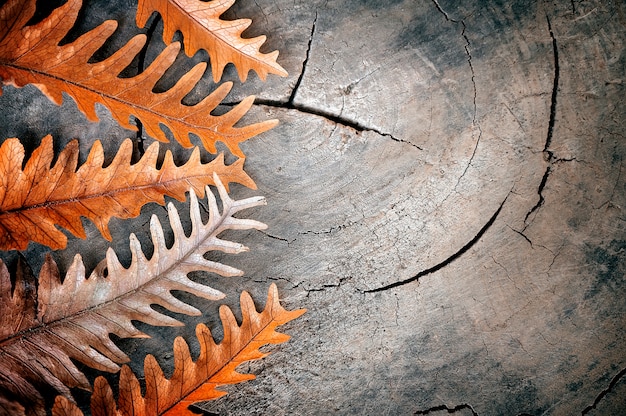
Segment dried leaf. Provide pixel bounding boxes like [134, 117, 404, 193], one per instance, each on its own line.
[52, 284, 306, 416]
[0, 0, 276, 156]
[0, 135, 254, 251]
[50, 396, 83, 416]
[137, 0, 288, 82]
[0, 175, 267, 414]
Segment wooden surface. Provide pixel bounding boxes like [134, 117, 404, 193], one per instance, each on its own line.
[1, 0, 625, 414]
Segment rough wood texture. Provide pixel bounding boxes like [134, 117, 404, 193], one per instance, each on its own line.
[0, 0, 624, 414]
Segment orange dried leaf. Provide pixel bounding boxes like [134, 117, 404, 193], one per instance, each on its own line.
[51, 397, 83, 416]
[52, 284, 305, 415]
[0, 0, 276, 156]
[0, 135, 254, 250]
[137, 0, 288, 82]
[0, 176, 267, 414]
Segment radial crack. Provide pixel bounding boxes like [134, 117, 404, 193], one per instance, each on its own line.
[288, 12, 317, 104]
[431, 0, 455, 22]
[305, 278, 349, 295]
[430, 1, 481, 185]
[522, 16, 559, 226]
[239, 9, 419, 149]
[544, 15, 559, 159]
[415, 403, 479, 415]
[523, 165, 551, 225]
[254, 99, 422, 150]
[582, 367, 626, 414]
[365, 194, 509, 293]
[227, 11, 419, 149]
[258, 230, 292, 244]
[455, 21, 481, 186]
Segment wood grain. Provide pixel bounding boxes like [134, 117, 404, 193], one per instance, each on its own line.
[0, 0, 624, 413]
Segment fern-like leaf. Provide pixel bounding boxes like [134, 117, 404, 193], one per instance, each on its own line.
[52, 284, 305, 415]
[0, 135, 254, 250]
[0, 175, 267, 415]
[136, 0, 288, 82]
[0, 0, 276, 157]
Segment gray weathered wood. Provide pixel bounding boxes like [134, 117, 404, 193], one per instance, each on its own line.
[0, 0, 624, 414]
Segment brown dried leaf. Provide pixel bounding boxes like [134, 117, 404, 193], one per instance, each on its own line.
[137, 0, 288, 82]
[52, 284, 306, 416]
[0, 175, 267, 415]
[49, 396, 83, 416]
[0, 0, 276, 157]
[0, 135, 254, 251]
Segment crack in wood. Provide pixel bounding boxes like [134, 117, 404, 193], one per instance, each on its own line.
[223, 10, 419, 149]
[431, 0, 454, 22]
[288, 12, 317, 105]
[223, 12, 421, 149]
[304, 275, 351, 295]
[460, 20, 481, 181]
[429, 0, 481, 188]
[299, 224, 348, 236]
[258, 229, 293, 244]
[414, 403, 479, 415]
[522, 15, 560, 228]
[581, 366, 626, 414]
[523, 165, 551, 226]
[254, 99, 422, 150]
[543, 15, 559, 159]
[365, 193, 509, 293]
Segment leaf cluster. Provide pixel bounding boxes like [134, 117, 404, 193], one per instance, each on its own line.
[0, 0, 303, 414]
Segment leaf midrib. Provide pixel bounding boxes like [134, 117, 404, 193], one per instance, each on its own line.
[0, 174, 209, 214]
[163, 315, 276, 414]
[0, 62, 241, 137]
[0, 199, 234, 351]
